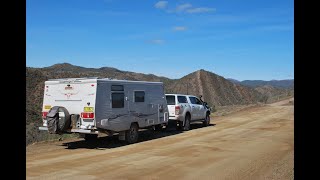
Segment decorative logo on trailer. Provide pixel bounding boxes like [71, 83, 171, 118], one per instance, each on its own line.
[59, 85, 79, 99]
[64, 93, 78, 99]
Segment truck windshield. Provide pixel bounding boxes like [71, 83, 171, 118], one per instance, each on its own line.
[166, 95, 176, 105]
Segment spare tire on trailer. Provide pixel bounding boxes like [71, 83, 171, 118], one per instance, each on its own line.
[47, 106, 71, 134]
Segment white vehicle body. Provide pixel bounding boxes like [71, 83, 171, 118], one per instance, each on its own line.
[165, 94, 211, 130]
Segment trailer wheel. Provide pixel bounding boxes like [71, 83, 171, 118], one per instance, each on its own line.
[84, 134, 98, 142]
[203, 113, 210, 127]
[125, 123, 139, 144]
[182, 114, 191, 131]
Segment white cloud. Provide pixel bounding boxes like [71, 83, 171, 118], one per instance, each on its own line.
[168, 3, 215, 14]
[186, 7, 216, 14]
[155, 2, 215, 14]
[155, 1, 168, 9]
[148, 39, 165, 44]
[173, 26, 187, 31]
[176, 3, 192, 12]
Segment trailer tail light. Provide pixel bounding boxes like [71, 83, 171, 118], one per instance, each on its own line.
[175, 106, 180, 115]
[81, 112, 94, 119]
[42, 112, 48, 119]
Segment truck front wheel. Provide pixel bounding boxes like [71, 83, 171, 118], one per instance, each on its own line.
[203, 113, 210, 127]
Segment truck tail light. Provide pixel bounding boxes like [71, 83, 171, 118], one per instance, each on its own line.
[175, 106, 180, 115]
[81, 112, 95, 119]
[42, 111, 48, 119]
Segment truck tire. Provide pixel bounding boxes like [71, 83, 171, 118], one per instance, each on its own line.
[203, 113, 210, 127]
[84, 134, 98, 142]
[57, 107, 71, 132]
[125, 123, 139, 144]
[182, 115, 191, 131]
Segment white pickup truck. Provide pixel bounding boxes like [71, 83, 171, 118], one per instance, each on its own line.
[165, 94, 211, 131]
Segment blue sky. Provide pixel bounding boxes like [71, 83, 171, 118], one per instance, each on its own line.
[26, 0, 294, 81]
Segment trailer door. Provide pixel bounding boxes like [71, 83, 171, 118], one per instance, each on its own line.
[110, 84, 129, 116]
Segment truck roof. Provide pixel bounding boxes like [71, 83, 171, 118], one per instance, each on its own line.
[165, 94, 197, 97]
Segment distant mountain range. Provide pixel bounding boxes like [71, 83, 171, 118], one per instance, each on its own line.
[228, 78, 294, 89]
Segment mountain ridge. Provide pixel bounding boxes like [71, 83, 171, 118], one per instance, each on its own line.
[37, 63, 293, 83]
[227, 78, 294, 89]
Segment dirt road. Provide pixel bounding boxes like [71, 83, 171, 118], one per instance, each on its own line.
[27, 98, 294, 180]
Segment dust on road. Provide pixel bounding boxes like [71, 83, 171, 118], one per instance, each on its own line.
[27, 98, 294, 180]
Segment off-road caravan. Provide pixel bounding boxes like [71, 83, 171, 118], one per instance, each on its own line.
[38, 77, 169, 144]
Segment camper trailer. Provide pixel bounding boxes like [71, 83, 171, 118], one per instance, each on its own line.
[38, 77, 169, 144]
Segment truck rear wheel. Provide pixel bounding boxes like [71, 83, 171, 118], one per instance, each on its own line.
[125, 123, 139, 144]
[182, 115, 191, 131]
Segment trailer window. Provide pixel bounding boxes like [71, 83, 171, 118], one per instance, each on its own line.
[112, 93, 124, 108]
[111, 85, 124, 91]
[134, 91, 145, 102]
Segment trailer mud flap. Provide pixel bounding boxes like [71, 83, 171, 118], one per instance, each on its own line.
[47, 106, 60, 134]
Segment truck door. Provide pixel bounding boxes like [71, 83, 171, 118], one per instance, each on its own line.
[195, 97, 206, 119]
[177, 95, 189, 118]
[188, 96, 199, 120]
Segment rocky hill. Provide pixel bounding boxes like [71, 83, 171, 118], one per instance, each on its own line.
[165, 69, 266, 106]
